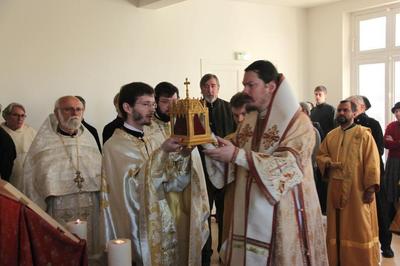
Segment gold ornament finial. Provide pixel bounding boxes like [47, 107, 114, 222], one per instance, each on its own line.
[184, 78, 190, 99]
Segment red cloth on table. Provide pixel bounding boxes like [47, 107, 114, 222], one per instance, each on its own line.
[0, 194, 88, 266]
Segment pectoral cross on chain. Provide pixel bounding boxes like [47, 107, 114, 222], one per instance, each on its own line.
[74, 171, 85, 190]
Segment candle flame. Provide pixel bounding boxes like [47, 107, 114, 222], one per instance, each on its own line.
[114, 239, 125, 244]
[76, 219, 81, 224]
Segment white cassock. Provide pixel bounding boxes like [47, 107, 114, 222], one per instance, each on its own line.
[1, 123, 36, 189]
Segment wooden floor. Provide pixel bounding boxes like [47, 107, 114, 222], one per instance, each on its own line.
[210, 219, 400, 265]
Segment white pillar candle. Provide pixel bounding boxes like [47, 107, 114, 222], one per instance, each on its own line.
[108, 238, 132, 266]
[66, 219, 87, 240]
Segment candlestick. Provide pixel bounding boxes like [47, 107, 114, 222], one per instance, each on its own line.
[66, 219, 87, 240]
[108, 238, 132, 266]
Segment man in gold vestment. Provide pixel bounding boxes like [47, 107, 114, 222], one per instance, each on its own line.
[317, 100, 380, 266]
[101, 82, 208, 266]
[204, 60, 328, 265]
[151, 81, 209, 265]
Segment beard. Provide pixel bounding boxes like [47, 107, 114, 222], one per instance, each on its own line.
[59, 116, 82, 131]
[335, 115, 348, 125]
[155, 108, 170, 122]
[133, 111, 152, 126]
[203, 95, 217, 103]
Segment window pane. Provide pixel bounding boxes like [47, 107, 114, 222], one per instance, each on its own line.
[395, 61, 400, 104]
[359, 17, 386, 51]
[359, 63, 386, 127]
[396, 14, 400, 46]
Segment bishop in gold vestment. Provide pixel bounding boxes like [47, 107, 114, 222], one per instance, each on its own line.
[317, 101, 380, 266]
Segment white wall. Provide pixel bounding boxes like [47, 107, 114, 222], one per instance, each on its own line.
[0, 0, 307, 138]
[307, 0, 399, 106]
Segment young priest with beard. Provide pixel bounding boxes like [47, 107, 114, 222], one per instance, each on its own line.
[101, 82, 209, 266]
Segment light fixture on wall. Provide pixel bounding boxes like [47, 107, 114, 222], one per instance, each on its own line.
[234, 51, 251, 61]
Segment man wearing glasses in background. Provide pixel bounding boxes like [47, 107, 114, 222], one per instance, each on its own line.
[1, 103, 36, 189]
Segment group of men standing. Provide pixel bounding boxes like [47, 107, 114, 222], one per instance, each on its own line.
[1, 59, 398, 266]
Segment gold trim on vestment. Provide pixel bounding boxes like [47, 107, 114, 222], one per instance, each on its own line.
[328, 237, 379, 249]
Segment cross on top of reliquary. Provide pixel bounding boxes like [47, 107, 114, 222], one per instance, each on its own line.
[184, 78, 190, 99]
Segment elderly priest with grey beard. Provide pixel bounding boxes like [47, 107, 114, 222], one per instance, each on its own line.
[22, 95, 102, 263]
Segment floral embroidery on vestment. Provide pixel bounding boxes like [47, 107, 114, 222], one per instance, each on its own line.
[262, 125, 280, 150]
[237, 124, 253, 147]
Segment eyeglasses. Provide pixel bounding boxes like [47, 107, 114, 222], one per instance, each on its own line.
[136, 102, 157, 109]
[10, 113, 27, 118]
[60, 107, 84, 113]
[158, 99, 175, 105]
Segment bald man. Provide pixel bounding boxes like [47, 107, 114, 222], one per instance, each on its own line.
[22, 96, 102, 262]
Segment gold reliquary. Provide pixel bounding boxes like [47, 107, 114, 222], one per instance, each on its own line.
[170, 78, 214, 147]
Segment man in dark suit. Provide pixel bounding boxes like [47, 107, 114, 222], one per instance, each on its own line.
[0, 105, 16, 181]
[102, 93, 123, 145]
[75, 96, 102, 153]
[199, 73, 236, 265]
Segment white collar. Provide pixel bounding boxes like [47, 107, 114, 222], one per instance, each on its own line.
[123, 122, 144, 134]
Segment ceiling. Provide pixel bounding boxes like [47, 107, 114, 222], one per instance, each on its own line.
[136, 0, 345, 9]
[231, 0, 345, 8]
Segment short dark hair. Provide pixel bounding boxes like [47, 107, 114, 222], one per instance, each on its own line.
[361, 96, 371, 110]
[75, 95, 86, 108]
[154, 82, 179, 102]
[200, 74, 220, 88]
[314, 85, 327, 94]
[119, 82, 154, 120]
[339, 100, 357, 113]
[230, 92, 253, 108]
[244, 60, 279, 84]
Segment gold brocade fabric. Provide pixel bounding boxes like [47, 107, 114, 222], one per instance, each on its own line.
[101, 121, 209, 266]
[101, 128, 175, 265]
[317, 125, 380, 266]
[22, 114, 101, 209]
[150, 117, 210, 266]
[21, 114, 102, 261]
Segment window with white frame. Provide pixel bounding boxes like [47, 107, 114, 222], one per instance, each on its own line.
[351, 4, 400, 129]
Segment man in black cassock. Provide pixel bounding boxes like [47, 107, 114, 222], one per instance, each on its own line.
[102, 92, 123, 144]
[310, 85, 335, 214]
[0, 105, 16, 181]
[310, 85, 335, 139]
[348, 95, 394, 258]
[75, 96, 102, 153]
[199, 73, 236, 266]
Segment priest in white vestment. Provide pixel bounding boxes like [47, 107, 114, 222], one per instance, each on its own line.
[22, 96, 102, 262]
[1, 103, 36, 189]
[101, 82, 209, 266]
[204, 60, 328, 265]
